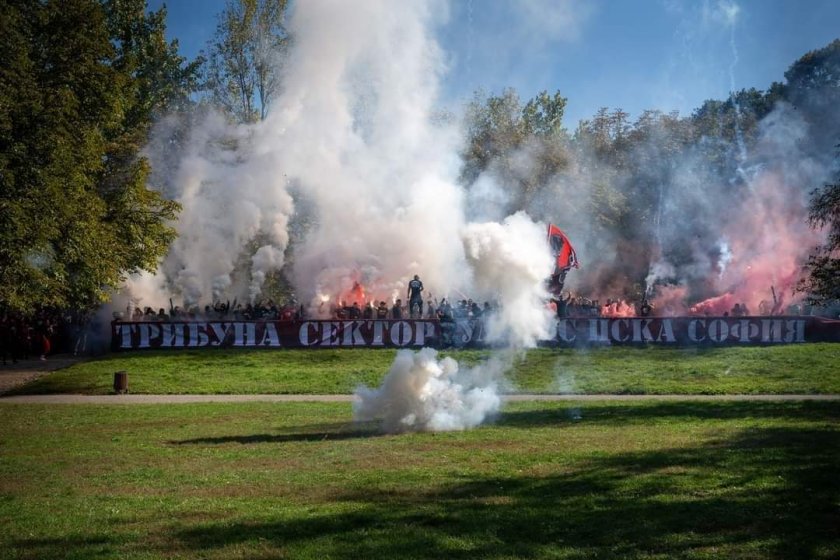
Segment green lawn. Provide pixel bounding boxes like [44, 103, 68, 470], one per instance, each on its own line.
[1, 400, 838, 559]
[8, 343, 840, 395]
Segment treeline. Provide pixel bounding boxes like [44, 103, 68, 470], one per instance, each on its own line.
[459, 40, 840, 304]
[1, 0, 838, 315]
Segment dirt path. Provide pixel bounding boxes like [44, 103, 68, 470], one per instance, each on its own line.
[2, 393, 839, 404]
[0, 354, 85, 395]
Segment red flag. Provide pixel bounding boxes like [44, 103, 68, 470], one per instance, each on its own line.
[547, 224, 579, 271]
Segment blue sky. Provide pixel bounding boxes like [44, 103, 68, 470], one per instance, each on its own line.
[153, 0, 840, 127]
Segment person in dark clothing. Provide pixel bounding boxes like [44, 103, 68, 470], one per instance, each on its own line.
[0, 314, 15, 365]
[437, 299, 456, 346]
[556, 291, 572, 318]
[376, 301, 389, 319]
[407, 275, 424, 318]
[392, 299, 403, 319]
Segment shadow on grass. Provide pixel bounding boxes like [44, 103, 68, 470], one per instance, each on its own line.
[8, 404, 840, 559]
[496, 400, 840, 429]
[167, 402, 840, 448]
[169, 421, 383, 445]
[167, 415, 839, 558]
[10, 535, 117, 559]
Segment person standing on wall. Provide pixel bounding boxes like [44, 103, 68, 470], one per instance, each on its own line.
[407, 274, 424, 318]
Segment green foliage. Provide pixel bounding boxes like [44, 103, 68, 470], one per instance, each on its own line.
[103, 0, 203, 130]
[800, 174, 840, 306]
[784, 38, 840, 96]
[0, 0, 198, 313]
[461, 89, 570, 210]
[521, 90, 568, 137]
[204, 0, 288, 123]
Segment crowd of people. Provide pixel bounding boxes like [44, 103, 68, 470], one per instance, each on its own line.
[8, 273, 836, 363]
[0, 309, 88, 364]
[322, 296, 498, 321]
[119, 275, 502, 324]
[123, 299, 302, 323]
[117, 289, 831, 326]
[553, 293, 834, 319]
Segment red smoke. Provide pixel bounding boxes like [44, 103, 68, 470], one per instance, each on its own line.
[650, 285, 689, 316]
[646, 170, 822, 316]
[693, 172, 817, 314]
[689, 293, 736, 316]
[601, 299, 636, 317]
[342, 281, 367, 306]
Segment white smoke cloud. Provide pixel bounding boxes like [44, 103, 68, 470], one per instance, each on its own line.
[353, 347, 503, 432]
[462, 211, 554, 347]
[265, 0, 470, 308]
[133, 109, 294, 307]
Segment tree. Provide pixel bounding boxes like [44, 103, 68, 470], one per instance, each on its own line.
[460, 89, 526, 185]
[100, 0, 200, 282]
[800, 158, 840, 306]
[784, 39, 840, 94]
[522, 90, 567, 138]
[204, 0, 288, 123]
[104, 0, 203, 127]
[786, 43, 840, 306]
[460, 89, 570, 211]
[783, 39, 840, 158]
[0, 0, 198, 313]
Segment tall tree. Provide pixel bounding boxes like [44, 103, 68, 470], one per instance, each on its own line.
[104, 0, 203, 130]
[100, 0, 200, 280]
[800, 148, 840, 306]
[783, 39, 840, 159]
[460, 89, 570, 210]
[205, 0, 288, 123]
[0, 0, 198, 313]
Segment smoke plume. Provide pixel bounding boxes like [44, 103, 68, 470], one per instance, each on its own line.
[353, 348, 504, 432]
[462, 211, 554, 347]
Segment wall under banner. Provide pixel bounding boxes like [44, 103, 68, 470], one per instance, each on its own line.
[112, 316, 840, 350]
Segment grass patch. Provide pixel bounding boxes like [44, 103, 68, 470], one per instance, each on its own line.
[1, 400, 838, 558]
[8, 344, 840, 395]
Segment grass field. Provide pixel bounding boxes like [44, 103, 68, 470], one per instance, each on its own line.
[3, 346, 838, 558]
[1, 400, 838, 559]
[8, 343, 840, 395]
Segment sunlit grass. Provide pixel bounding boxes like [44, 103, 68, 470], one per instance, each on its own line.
[1, 400, 838, 559]
[8, 343, 840, 395]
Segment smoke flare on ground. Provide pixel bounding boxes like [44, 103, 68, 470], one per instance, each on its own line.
[353, 348, 504, 433]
